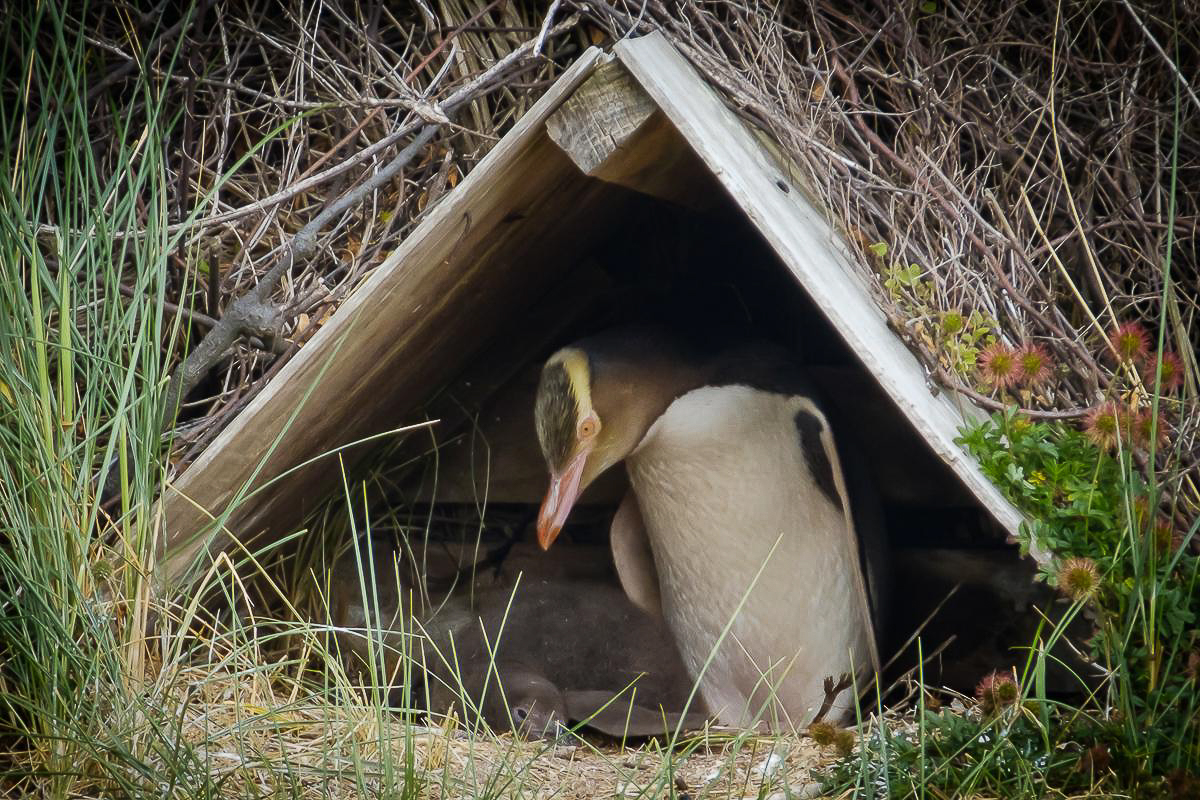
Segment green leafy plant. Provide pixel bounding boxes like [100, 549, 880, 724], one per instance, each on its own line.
[821, 696, 1120, 798]
[879, 259, 999, 380]
[821, 401, 1197, 797]
[959, 409, 1199, 773]
[852, 226, 1196, 798]
[823, 353, 1198, 798]
[944, 310, 998, 382]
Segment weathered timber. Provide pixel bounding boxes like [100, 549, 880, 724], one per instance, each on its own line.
[546, 60, 718, 211]
[159, 50, 617, 588]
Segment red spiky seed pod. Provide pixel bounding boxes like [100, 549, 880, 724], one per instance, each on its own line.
[975, 669, 1020, 714]
[1016, 343, 1054, 388]
[1142, 351, 1185, 393]
[1083, 402, 1123, 451]
[1109, 322, 1150, 364]
[977, 342, 1019, 389]
[1132, 408, 1170, 449]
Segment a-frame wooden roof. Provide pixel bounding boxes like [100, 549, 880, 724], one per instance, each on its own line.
[161, 33, 1026, 588]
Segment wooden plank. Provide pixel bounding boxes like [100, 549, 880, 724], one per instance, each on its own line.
[160, 49, 614, 587]
[195, 173, 629, 556]
[546, 61, 718, 211]
[545, 60, 657, 174]
[615, 34, 1031, 550]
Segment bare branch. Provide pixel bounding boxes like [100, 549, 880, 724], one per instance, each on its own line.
[158, 14, 580, 432]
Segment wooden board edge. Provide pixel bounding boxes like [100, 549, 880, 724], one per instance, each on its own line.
[159, 48, 614, 574]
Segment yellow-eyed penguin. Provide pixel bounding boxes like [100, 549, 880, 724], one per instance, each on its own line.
[533, 327, 883, 728]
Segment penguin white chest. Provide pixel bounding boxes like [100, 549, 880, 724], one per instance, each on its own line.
[626, 385, 870, 728]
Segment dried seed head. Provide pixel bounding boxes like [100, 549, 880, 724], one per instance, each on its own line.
[1132, 494, 1152, 523]
[1109, 322, 1150, 364]
[92, 558, 114, 582]
[832, 730, 857, 759]
[1148, 516, 1174, 553]
[807, 722, 837, 746]
[1015, 343, 1054, 388]
[1077, 743, 1111, 774]
[1083, 402, 1124, 451]
[1057, 556, 1101, 602]
[1132, 408, 1170, 449]
[975, 669, 1020, 714]
[977, 342, 1019, 389]
[1142, 351, 1185, 393]
[1186, 650, 1200, 683]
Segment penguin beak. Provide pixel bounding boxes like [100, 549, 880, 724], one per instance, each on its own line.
[537, 447, 591, 550]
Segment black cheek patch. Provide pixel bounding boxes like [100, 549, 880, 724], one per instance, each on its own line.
[794, 409, 839, 509]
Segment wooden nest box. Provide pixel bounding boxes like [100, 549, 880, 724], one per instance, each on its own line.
[161, 33, 1029, 608]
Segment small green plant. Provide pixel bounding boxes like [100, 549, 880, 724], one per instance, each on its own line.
[821, 697, 1115, 797]
[959, 407, 1199, 762]
[879, 258, 998, 380]
[859, 250, 1197, 796]
[821, 399, 1198, 797]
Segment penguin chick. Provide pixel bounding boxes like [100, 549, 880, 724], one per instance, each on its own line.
[420, 576, 708, 736]
[479, 664, 568, 739]
[329, 535, 419, 690]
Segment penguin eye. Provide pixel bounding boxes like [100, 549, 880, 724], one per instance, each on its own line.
[578, 413, 600, 440]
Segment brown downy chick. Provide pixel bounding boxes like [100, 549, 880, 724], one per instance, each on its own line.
[419, 637, 568, 740]
[421, 576, 709, 738]
[479, 664, 568, 739]
[329, 536, 421, 690]
[330, 537, 709, 738]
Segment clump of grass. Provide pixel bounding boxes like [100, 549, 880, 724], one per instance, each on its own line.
[0, 7, 455, 796]
[0, 4, 186, 794]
